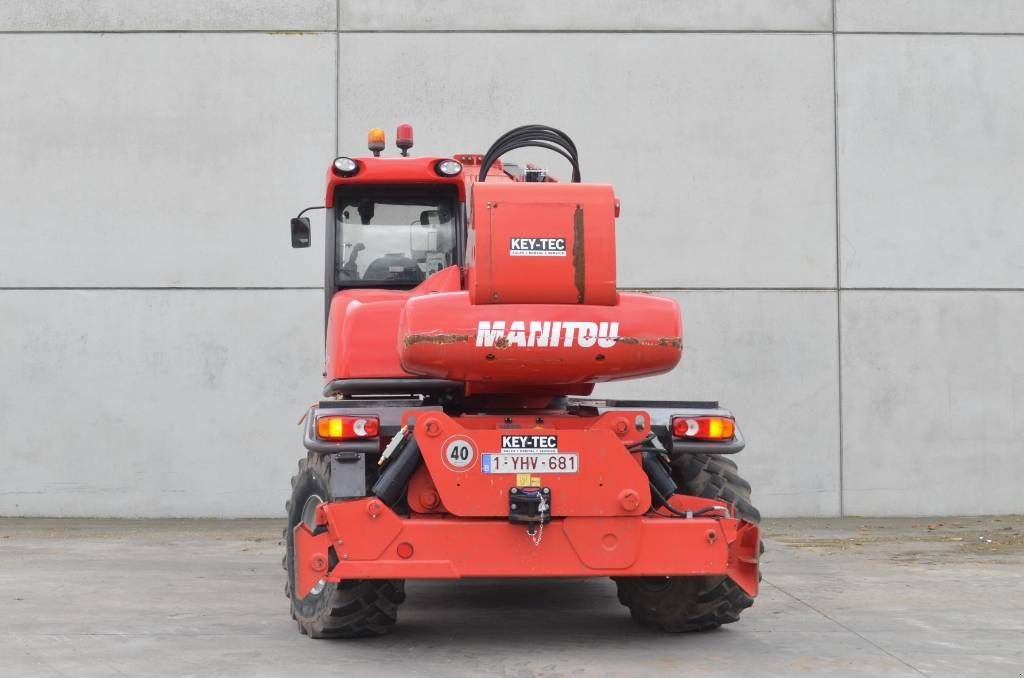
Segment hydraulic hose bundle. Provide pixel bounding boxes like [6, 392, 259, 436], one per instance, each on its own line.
[478, 124, 582, 183]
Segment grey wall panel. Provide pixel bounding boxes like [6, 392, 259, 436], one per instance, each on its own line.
[340, 0, 832, 32]
[836, 1, 1024, 34]
[837, 35, 1024, 289]
[0, 289, 324, 517]
[596, 290, 841, 517]
[339, 33, 837, 289]
[1, 5, 1017, 520]
[0, 33, 334, 287]
[0, 1, 336, 32]
[841, 291, 1024, 516]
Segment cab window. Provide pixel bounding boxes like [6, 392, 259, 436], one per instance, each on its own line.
[334, 185, 458, 287]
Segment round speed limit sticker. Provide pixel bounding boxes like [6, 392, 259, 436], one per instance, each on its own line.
[442, 437, 475, 472]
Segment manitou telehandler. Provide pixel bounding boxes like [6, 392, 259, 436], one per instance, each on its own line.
[284, 125, 760, 637]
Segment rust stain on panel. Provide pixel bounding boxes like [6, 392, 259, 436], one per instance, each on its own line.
[404, 333, 470, 346]
[614, 336, 682, 348]
[572, 204, 586, 304]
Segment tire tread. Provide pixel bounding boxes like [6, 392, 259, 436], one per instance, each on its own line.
[285, 453, 405, 638]
[615, 452, 760, 632]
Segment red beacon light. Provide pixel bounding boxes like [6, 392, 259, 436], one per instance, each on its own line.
[368, 128, 386, 157]
[396, 123, 414, 156]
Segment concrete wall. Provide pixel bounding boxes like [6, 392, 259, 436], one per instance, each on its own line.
[1, 2, 1021, 517]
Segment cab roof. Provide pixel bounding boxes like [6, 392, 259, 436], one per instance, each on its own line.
[324, 154, 515, 207]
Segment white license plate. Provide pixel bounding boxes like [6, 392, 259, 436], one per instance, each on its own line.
[481, 453, 579, 474]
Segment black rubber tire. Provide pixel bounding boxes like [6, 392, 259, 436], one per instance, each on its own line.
[283, 452, 405, 638]
[614, 453, 760, 632]
[671, 453, 760, 524]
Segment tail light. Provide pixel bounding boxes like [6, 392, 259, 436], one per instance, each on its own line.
[671, 416, 735, 441]
[316, 415, 380, 441]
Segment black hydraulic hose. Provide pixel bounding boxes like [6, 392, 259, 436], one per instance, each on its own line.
[622, 436, 655, 450]
[648, 483, 723, 519]
[642, 449, 678, 498]
[480, 134, 580, 182]
[482, 125, 579, 165]
[485, 130, 578, 162]
[371, 436, 422, 506]
[490, 123, 579, 155]
[488, 140, 576, 172]
[478, 124, 581, 182]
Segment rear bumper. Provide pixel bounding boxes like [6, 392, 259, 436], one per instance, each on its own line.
[294, 497, 760, 599]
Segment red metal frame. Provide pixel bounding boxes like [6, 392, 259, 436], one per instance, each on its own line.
[293, 411, 760, 601]
[294, 497, 759, 600]
[407, 411, 652, 516]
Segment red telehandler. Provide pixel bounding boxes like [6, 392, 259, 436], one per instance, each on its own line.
[284, 124, 760, 637]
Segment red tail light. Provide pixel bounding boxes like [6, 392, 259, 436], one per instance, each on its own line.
[316, 415, 380, 441]
[671, 416, 735, 441]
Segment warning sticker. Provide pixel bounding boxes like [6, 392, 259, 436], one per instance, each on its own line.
[516, 473, 541, 486]
[509, 237, 567, 257]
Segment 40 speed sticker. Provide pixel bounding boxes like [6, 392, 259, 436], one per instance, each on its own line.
[441, 437, 476, 472]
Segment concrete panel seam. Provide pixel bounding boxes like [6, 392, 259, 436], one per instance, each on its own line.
[334, 29, 833, 35]
[765, 581, 931, 676]
[6, 286, 1024, 293]
[7, 30, 1024, 37]
[837, 30, 1024, 37]
[335, 0, 340, 156]
[618, 287, 838, 292]
[840, 287, 1024, 293]
[0, 286, 323, 291]
[832, 0, 845, 517]
[0, 30, 336, 35]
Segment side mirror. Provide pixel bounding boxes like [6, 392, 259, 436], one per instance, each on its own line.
[290, 217, 311, 248]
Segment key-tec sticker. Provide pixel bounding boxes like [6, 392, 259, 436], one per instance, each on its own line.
[442, 437, 475, 471]
[509, 237, 567, 256]
[500, 434, 558, 452]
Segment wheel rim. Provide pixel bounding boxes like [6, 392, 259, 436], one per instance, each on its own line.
[300, 494, 324, 531]
[291, 493, 327, 602]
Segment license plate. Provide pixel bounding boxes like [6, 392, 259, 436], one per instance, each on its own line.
[481, 453, 579, 474]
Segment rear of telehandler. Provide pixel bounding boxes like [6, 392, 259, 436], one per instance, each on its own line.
[284, 124, 760, 637]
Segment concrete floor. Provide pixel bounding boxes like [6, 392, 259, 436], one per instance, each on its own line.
[0, 517, 1021, 678]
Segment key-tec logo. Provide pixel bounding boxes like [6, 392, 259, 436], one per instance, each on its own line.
[509, 237, 567, 256]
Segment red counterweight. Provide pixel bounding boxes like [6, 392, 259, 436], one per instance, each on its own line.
[467, 182, 618, 306]
[396, 180, 681, 390]
[398, 291, 682, 386]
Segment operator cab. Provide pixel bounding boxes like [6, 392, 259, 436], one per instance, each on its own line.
[288, 125, 551, 331]
[290, 125, 474, 302]
[333, 184, 458, 288]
